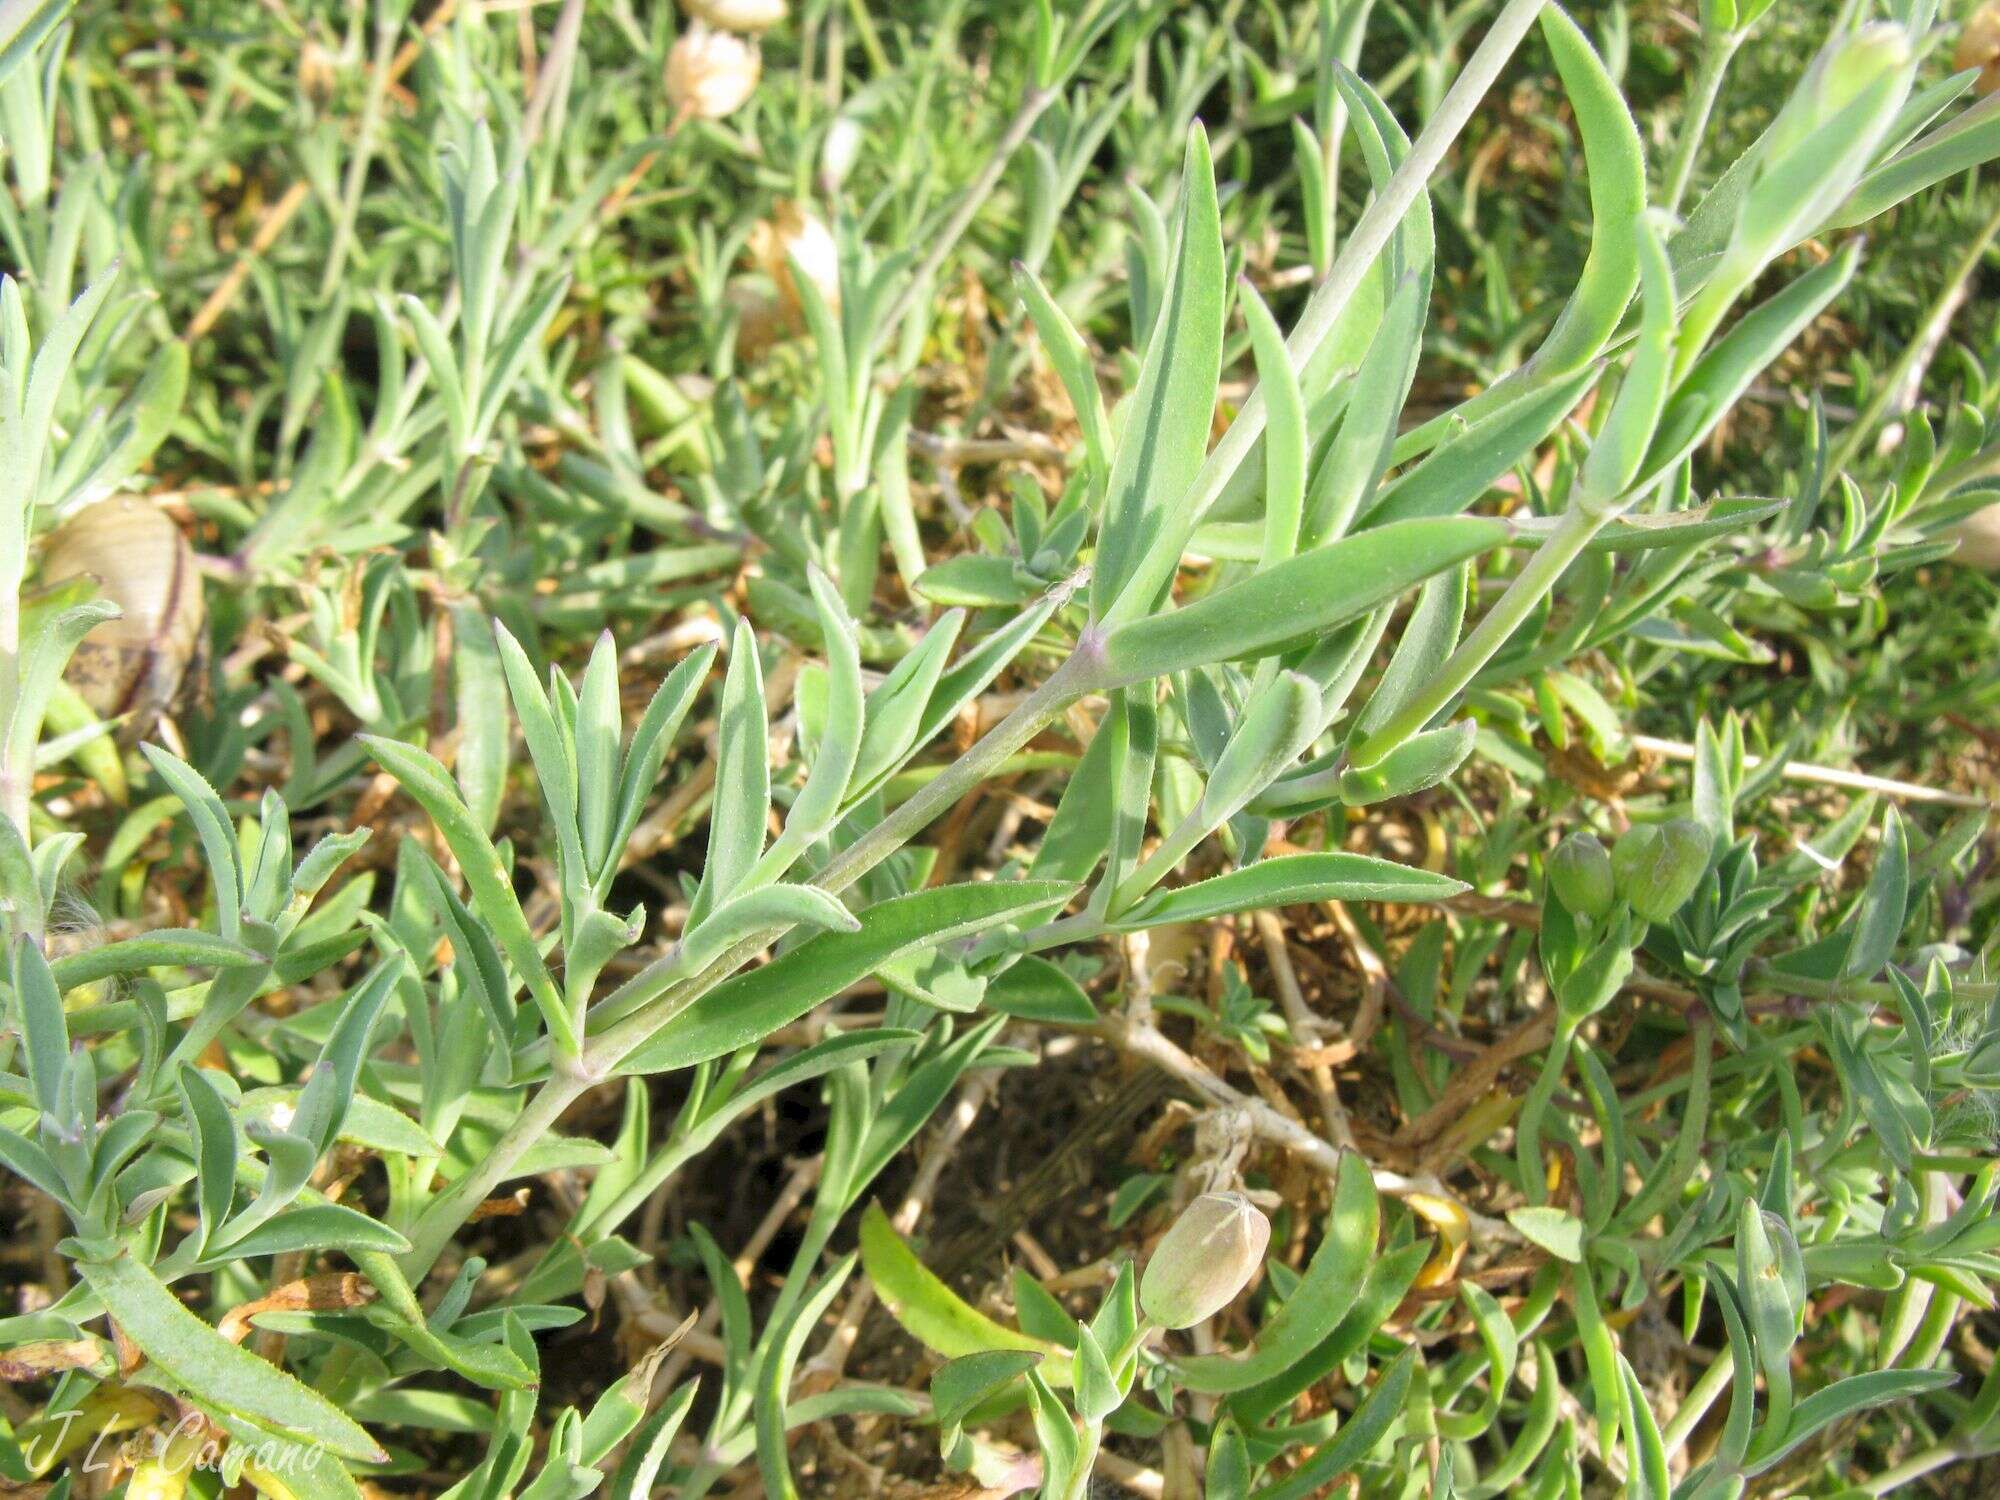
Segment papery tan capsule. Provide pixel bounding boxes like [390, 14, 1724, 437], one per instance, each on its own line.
[666, 22, 761, 121]
[681, 0, 788, 32]
[39, 497, 204, 737]
[726, 279, 787, 360]
[1957, 4, 2000, 97]
[1139, 1191, 1271, 1330]
[750, 201, 840, 322]
[1947, 503, 2000, 568]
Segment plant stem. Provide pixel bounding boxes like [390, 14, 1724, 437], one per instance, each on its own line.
[1061, 1424, 1102, 1500]
[1660, 34, 1739, 219]
[815, 641, 1097, 896]
[1349, 504, 1599, 769]
[1104, 0, 1549, 626]
[319, 3, 399, 298]
[1863, 1443, 1966, 1495]
[878, 82, 1057, 346]
[844, 0, 890, 78]
[1828, 194, 2000, 478]
[398, 1063, 590, 1280]
[0, 572, 24, 865]
[1659, 1344, 1734, 1457]
[399, 644, 1099, 1280]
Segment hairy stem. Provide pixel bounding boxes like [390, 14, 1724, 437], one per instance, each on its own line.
[878, 82, 1056, 345]
[1349, 503, 1602, 768]
[1863, 1443, 1968, 1496]
[398, 1063, 591, 1281]
[1659, 1344, 1734, 1458]
[1660, 34, 1740, 218]
[1103, 0, 1550, 626]
[1828, 194, 2000, 477]
[319, 5, 400, 298]
[402, 643, 1097, 1279]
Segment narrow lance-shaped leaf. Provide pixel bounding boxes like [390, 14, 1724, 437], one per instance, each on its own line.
[1240, 278, 1306, 569]
[859, 1203, 1071, 1376]
[451, 602, 509, 835]
[290, 958, 401, 1157]
[1015, 262, 1113, 493]
[1114, 673, 1321, 911]
[606, 640, 716, 887]
[1844, 807, 1908, 980]
[1400, 4, 1644, 462]
[688, 619, 769, 929]
[757, 567, 862, 878]
[1352, 563, 1467, 741]
[1303, 272, 1425, 548]
[755, 1253, 856, 1500]
[1094, 125, 1226, 622]
[1573, 216, 1677, 511]
[1337, 718, 1477, 806]
[1249, 1346, 1420, 1500]
[1172, 1153, 1380, 1393]
[1365, 365, 1598, 526]
[1109, 852, 1465, 931]
[359, 734, 577, 1056]
[575, 630, 622, 879]
[177, 1064, 238, 1251]
[614, 880, 1074, 1074]
[846, 610, 963, 799]
[79, 1250, 388, 1463]
[1832, 89, 2000, 230]
[491, 622, 586, 887]
[675, 884, 858, 979]
[1097, 516, 1511, 684]
[11, 937, 66, 1117]
[140, 745, 243, 941]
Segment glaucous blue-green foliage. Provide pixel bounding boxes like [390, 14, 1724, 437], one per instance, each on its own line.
[4, 0, 2000, 1496]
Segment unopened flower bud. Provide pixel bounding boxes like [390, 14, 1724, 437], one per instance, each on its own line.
[1140, 1192, 1271, 1330]
[1548, 832, 1615, 921]
[1820, 23, 1913, 111]
[1764, 24, 1912, 168]
[1611, 818, 1712, 924]
[666, 23, 760, 121]
[682, 0, 788, 31]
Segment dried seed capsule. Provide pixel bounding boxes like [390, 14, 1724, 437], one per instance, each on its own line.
[750, 201, 840, 322]
[1611, 818, 1711, 924]
[1958, 4, 2000, 97]
[1139, 1191, 1271, 1330]
[1946, 503, 2000, 569]
[1548, 831, 1616, 921]
[681, 0, 787, 32]
[666, 22, 760, 121]
[39, 497, 204, 738]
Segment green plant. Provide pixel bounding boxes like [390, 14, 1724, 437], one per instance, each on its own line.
[5, 0, 2000, 1496]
